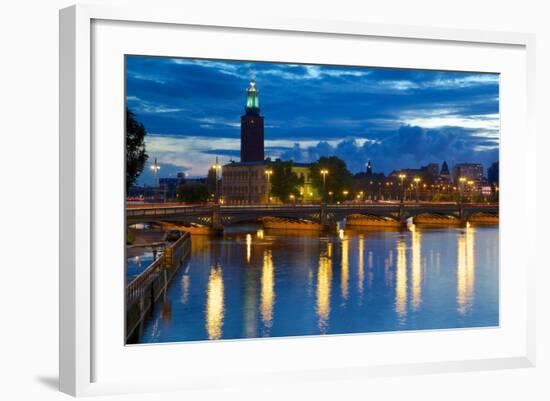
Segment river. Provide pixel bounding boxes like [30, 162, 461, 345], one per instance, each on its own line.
[132, 223, 499, 343]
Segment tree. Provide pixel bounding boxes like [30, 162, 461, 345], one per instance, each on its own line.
[126, 108, 148, 193]
[176, 183, 209, 203]
[310, 156, 353, 202]
[270, 161, 303, 202]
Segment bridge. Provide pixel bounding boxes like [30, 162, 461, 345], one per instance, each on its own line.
[126, 202, 498, 229]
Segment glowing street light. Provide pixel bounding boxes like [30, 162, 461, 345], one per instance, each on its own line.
[413, 177, 421, 203]
[320, 168, 329, 199]
[467, 180, 475, 202]
[458, 176, 467, 204]
[398, 173, 406, 203]
[150, 158, 161, 179]
[265, 169, 273, 204]
[150, 157, 160, 203]
[211, 157, 222, 204]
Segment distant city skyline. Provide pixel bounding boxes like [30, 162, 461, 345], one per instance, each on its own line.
[125, 56, 499, 185]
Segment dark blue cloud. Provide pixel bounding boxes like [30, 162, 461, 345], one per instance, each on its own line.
[201, 149, 240, 157]
[126, 55, 499, 177]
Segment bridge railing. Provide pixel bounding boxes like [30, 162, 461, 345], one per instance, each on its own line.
[126, 231, 191, 342]
[127, 206, 210, 218]
[126, 253, 164, 304]
[126, 231, 191, 301]
[126, 203, 498, 221]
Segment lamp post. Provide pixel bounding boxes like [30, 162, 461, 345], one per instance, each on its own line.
[398, 173, 406, 203]
[211, 159, 222, 204]
[467, 180, 475, 202]
[342, 190, 349, 202]
[265, 169, 273, 204]
[150, 158, 160, 203]
[320, 169, 329, 201]
[458, 177, 467, 205]
[413, 177, 421, 203]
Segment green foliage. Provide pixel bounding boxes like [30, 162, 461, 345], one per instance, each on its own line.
[126, 108, 148, 193]
[270, 161, 303, 202]
[310, 156, 353, 202]
[177, 183, 209, 203]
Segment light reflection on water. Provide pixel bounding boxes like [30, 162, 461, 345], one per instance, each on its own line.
[137, 224, 498, 343]
[411, 230, 422, 311]
[316, 243, 332, 333]
[205, 265, 224, 340]
[261, 250, 275, 331]
[457, 226, 476, 315]
[395, 238, 407, 323]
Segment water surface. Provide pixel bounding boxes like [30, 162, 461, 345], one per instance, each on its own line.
[134, 224, 499, 343]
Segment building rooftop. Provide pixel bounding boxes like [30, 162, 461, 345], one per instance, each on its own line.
[223, 160, 269, 167]
[223, 160, 313, 168]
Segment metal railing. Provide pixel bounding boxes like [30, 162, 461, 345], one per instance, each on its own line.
[126, 231, 191, 342]
[126, 203, 498, 221]
[126, 231, 191, 304]
[126, 254, 164, 304]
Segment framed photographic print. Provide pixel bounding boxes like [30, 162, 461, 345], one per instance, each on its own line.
[60, 4, 536, 397]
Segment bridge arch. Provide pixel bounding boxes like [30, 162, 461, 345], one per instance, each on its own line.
[410, 212, 461, 225]
[221, 212, 321, 226]
[344, 213, 401, 226]
[464, 211, 499, 223]
[330, 209, 400, 223]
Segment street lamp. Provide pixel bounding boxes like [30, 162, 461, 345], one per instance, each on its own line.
[265, 169, 273, 204]
[150, 157, 160, 203]
[398, 173, 406, 203]
[342, 190, 349, 202]
[211, 159, 222, 204]
[458, 176, 467, 204]
[289, 194, 295, 205]
[320, 169, 329, 200]
[413, 177, 421, 203]
[467, 180, 475, 202]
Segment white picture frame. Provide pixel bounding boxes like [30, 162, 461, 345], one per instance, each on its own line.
[59, 4, 536, 397]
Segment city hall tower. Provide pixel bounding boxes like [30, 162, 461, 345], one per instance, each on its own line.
[240, 80, 265, 162]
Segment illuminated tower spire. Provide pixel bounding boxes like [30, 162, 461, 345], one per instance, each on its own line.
[245, 80, 260, 115]
[366, 160, 373, 176]
[240, 79, 265, 162]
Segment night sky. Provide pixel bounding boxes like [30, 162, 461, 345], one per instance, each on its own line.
[125, 55, 499, 185]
